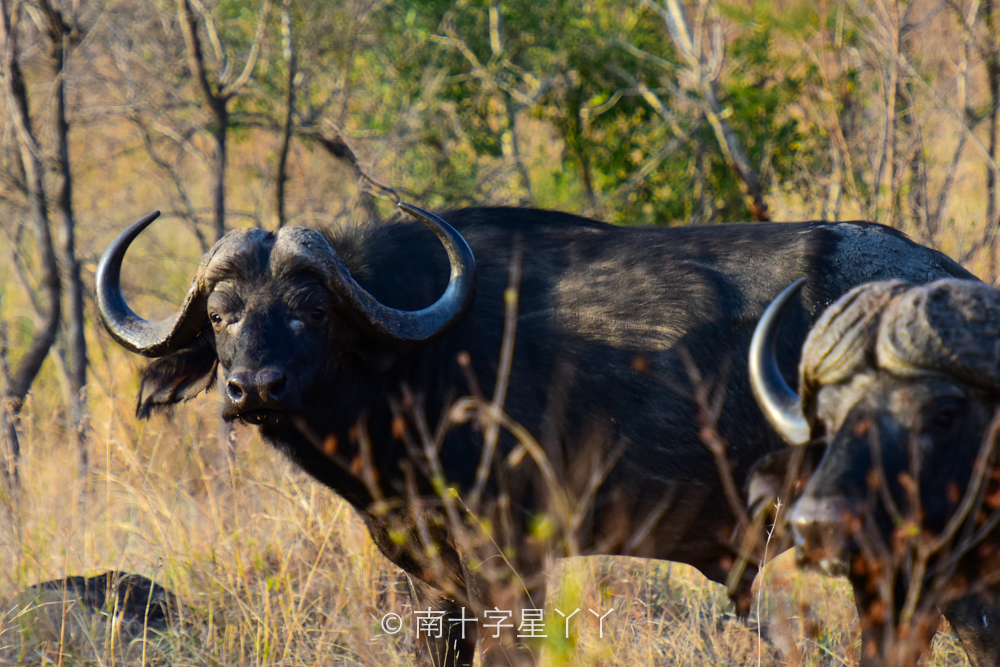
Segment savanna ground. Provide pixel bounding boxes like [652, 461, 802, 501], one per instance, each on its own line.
[3, 0, 1000, 663]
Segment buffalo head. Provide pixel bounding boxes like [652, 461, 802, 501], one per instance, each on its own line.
[95, 204, 476, 431]
[750, 277, 1000, 665]
[751, 278, 1000, 567]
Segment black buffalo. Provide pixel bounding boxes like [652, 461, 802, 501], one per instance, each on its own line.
[749, 278, 1000, 666]
[23, 571, 179, 633]
[3, 571, 180, 662]
[97, 205, 972, 666]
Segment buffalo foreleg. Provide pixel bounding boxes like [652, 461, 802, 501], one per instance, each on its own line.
[850, 574, 942, 667]
[462, 556, 545, 667]
[407, 576, 478, 667]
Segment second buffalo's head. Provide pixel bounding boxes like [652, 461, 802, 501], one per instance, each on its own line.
[749, 277, 1000, 577]
[95, 205, 476, 435]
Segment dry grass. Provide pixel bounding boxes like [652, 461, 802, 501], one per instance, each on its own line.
[0, 370, 978, 665]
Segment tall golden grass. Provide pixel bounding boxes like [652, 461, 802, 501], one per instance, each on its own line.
[0, 304, 978, 666]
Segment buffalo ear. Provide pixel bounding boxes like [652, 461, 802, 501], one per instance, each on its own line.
[136, 337, 219, 419]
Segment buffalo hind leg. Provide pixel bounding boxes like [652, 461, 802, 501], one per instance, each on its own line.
[407, 576, 478, 667]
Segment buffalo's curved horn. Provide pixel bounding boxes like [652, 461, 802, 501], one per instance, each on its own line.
[96, 212, 209, 357]
[325, 202, 477, 344]
[749, 278, 811, 445]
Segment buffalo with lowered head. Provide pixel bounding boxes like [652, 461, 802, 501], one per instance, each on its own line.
[97, 204, 973, 667]
[750, 278, 1000, 666]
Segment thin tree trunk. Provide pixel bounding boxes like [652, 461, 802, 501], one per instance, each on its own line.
[177, 0, 272, 241]
[563, 92, 596, 212]
[276, 0, 295, 229]
[177, 0, 229, 242]
[985, 0, 1000, 269]
[872, 0, 900, 223]
[488, 3, 532, 203]
[822, 138, 843, 221]
[660, 0, 769, 221]
[1, 0, 63, 482]
[503, 97, 532, 203]
[893, 75, 928, 237]
[212, 102, 227, 241]
[929, 0, 974, 240]
[47, 11, 88, 470]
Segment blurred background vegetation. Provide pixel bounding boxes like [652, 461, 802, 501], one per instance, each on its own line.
[0, 0, 998, 663]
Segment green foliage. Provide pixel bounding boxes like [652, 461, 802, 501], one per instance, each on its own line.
[332, 0, 821, 223]
[196, 0, 834, 224]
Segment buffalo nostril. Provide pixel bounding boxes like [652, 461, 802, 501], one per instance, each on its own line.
[256, 369, 287, 401]
[227, 374, 252, 404]
[264, 375, 287, 400]
[227, 381, 245, 402]
[226, 369, 287, 410]
[789, 495, 846, 528]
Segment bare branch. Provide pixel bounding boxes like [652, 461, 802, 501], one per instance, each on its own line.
[276, 0, 295, 229]
[653, 0, 770, 220]
[219, 0, 273, 97]
[297, 124, 398, 220]
[131, 113, 209, 252]
[932, 0, 977, 235]
[176, 0, 219, 110]
[36, 0, 88, 464]
[0, 0, 62, 479]
[871, 0, 900, 222]
[188, 0, 226, 67]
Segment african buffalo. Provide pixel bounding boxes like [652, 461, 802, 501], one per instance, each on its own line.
[2, 571, 179, 662]
[97, 204, 973, 667]
[750, 278, 1000, 666]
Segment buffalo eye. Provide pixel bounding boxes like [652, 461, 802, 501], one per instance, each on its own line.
[209, 312, 223, 327]
[309, 306, 328, 323]
[922, 398, 965, 436]
[931, 409, 956, 431]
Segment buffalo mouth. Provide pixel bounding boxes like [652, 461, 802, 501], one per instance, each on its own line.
[788, 495, 856, 576]
[793, 538, 849, 577]
[790, 517, 858, 577]
[233, 409, 286, 427]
